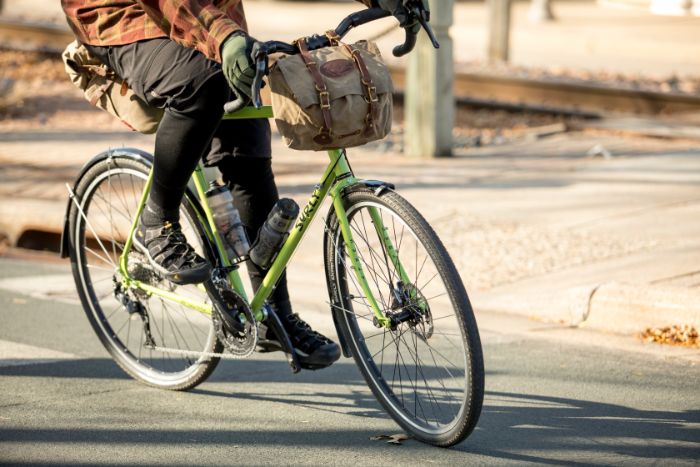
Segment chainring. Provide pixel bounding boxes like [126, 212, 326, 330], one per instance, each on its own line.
[211, 287, 258, 357]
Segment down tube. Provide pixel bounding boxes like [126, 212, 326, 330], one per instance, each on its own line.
[248, 150, 343, 314]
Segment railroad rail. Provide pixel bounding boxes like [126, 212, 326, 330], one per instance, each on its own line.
[390, 65, 700, 117]
[0, 17, 73, 51]
[2, 17, 700, 117]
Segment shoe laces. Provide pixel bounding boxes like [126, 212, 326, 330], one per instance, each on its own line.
[155, 222, 201, 268]
[283, 313, 332, 348]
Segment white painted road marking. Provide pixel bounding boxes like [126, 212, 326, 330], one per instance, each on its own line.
[0, 339, 80, 367]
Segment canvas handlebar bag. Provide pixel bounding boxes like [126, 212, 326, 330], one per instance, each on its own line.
[269, 38, 393, 151]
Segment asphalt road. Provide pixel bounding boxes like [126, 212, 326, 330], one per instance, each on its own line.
[0, 256, 698, 466]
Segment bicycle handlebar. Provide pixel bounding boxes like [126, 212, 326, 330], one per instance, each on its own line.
[223, 5, 440, 114]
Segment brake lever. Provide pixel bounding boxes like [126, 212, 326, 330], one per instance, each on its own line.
[392, 2, 440, 57]
[411, 5, 440, 49]
[251, 42, 268, 109]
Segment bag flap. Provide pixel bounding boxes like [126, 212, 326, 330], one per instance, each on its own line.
[62, 40, 109, 88]
[273, 41, 392, 109]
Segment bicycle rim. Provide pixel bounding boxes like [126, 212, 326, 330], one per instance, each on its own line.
[71, 158, 219, 389]
[326, 190, 483, 446]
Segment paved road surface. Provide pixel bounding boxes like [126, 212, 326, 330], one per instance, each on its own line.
[0, 256, 698, 465]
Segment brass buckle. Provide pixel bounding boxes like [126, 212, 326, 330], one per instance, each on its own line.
[365, 86, 379, 103]
[325, 30, 341, 45]
[319, 91, 331, 110]
[314, 127, 333, 145]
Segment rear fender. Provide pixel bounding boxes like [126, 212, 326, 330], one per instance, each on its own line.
[60, 148, 210, 261]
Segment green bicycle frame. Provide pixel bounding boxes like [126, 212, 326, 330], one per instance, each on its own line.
[117, 106, 410, 328]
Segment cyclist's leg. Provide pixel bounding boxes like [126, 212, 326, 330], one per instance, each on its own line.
[211, 125, 341, 368]
[86, 39, 229, 284]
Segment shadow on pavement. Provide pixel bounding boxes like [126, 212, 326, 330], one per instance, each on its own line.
[2, 360, 698, 463]
[459, 390, 700, 463]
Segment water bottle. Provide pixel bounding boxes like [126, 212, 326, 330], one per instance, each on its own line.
[249, 198, 300, 269]
[205, 182, 250, 260]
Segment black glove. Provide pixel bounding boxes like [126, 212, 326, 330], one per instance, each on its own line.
[374, 0, 425, 28]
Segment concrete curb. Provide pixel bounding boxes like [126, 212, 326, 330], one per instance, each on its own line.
[0, 198, 64, 246]
[474, 281, 699, 337]
[582, 282, 700, 334]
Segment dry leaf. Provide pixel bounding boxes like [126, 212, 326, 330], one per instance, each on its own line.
[639, 325, 699, 348]
[370, 433, 411, 445]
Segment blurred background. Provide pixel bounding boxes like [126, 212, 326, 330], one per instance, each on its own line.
[2, 0, 700, 152]
[1, 3, 698, 462]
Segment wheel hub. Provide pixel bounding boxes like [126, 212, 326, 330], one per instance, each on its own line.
[386, 281, 433, 339]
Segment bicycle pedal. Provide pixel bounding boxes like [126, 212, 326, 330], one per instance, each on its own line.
[255, 339, 282, 353]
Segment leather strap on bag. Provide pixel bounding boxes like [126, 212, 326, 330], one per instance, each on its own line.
[342, 43, 379, 138]
[80, 63, 118, 106]
[296, 39, 334, 145]
[325, 29, 341, 46]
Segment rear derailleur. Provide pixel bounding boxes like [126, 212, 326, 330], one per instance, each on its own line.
[113, 279, 156, 348]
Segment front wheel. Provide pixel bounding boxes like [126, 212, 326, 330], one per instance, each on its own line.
[324, 189, 484, 447]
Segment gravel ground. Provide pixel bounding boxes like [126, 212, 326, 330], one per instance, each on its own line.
[437, 214, 663, 292]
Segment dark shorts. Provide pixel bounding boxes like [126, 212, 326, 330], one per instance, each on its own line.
[86, 38, 271, 165]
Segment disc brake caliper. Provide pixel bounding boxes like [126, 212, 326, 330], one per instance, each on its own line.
[386, 281, 433, 339]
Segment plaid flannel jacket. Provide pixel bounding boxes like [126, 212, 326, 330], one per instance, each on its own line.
[61, 0, 374, 63]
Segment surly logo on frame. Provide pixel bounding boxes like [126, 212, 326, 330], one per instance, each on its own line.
[295, 188, 322, 231]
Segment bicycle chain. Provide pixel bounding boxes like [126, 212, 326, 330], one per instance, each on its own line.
[149, 345, 252, 360]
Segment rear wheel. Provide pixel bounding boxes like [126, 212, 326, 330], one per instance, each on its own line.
[68, 156, 221, 390]
[324, 189, 484, 446]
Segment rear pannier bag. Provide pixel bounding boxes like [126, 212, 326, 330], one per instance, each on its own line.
[62, 40, 163, 134]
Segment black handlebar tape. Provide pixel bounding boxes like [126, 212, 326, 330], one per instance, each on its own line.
[335, 8, 391, 38]
[225, 7, 417, 112]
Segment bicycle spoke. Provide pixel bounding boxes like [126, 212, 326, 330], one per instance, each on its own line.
[396, 330, 443, 424]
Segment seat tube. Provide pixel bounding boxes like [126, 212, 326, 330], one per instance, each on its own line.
[190, 165, 248, 299]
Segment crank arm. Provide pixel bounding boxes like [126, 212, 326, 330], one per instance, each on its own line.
[264, 305, 301, 374]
